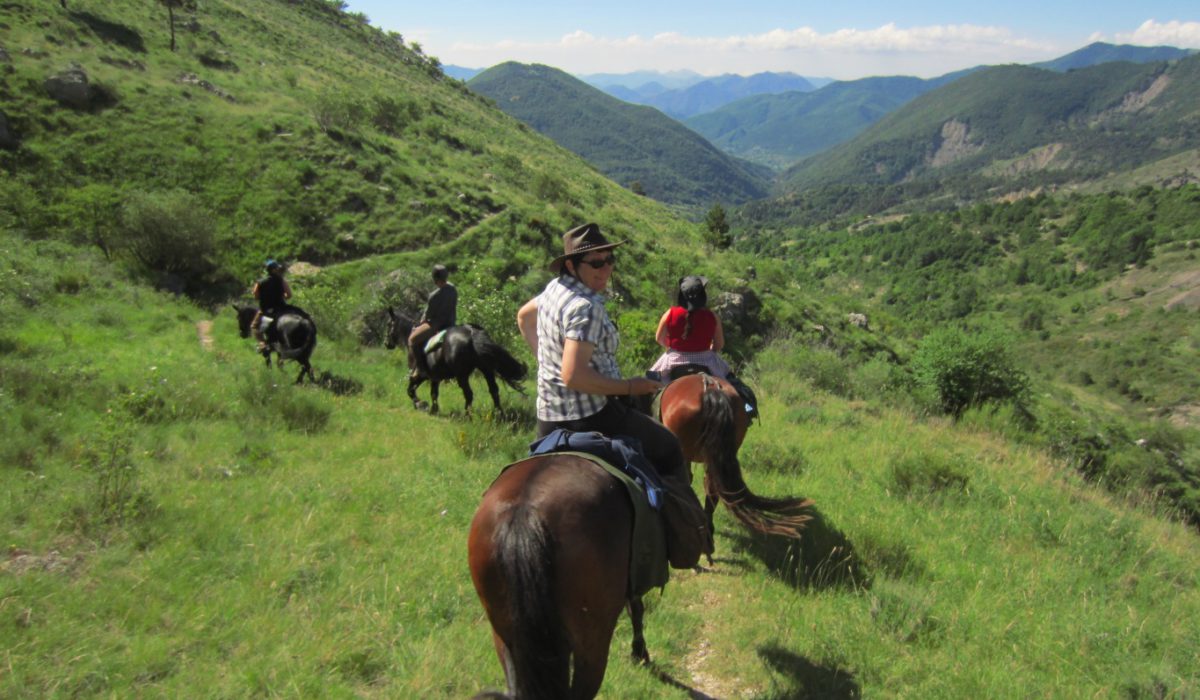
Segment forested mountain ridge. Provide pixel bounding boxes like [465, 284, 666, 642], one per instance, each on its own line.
[467, 62, 773, 210]
[763, 55, 1200, 223]
[1034, 41, 1197, 72]
[685, 71, 970, 169]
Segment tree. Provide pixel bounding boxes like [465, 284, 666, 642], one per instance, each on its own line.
[704, 203, 732, 249]
[158, 0, 196, 52]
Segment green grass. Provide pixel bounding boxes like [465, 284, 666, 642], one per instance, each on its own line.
[3, 231, 1199, 698]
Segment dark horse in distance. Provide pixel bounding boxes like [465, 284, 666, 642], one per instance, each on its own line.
[385, 308, 526, 414]
[469, 453, 650, 699]
[234, 304, 317, 384]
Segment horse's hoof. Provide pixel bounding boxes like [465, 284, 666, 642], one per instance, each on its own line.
[414, 401, 430, 412]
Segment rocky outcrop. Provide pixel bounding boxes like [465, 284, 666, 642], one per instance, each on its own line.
[713, 288, 767, 339]
[178, 72, 236, 102]
[44, 64, 114, 110]
[929, 119, 983, 168]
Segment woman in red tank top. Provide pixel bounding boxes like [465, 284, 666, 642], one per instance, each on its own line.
[648, 276, 731, 379]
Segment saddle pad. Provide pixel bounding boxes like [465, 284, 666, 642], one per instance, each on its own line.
[423, 329, 449, 354]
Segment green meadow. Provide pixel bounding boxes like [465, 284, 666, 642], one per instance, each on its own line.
[3, 231, 1198, 698]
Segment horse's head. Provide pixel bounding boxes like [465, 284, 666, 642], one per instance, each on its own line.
[384, 307, 415, 350]
[233, 304, 258, 338]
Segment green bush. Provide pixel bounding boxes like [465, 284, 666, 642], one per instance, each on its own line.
[912, 326, 1031, 418]
[113, 190, 219, 292]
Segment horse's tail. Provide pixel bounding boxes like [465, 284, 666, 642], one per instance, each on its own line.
[698, 381, 814, 538]
[471, 328, 528, 391]
[491, 503, 570, 698]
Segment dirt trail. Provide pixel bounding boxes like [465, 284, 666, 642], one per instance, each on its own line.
[196, 320, 214, 351]
[683, 588, 747, 698]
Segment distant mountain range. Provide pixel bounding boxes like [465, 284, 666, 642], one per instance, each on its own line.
[686, 70, 973, 169]
[591, 72, 821, 119]
[467, 63, 773, 209]
[764, 53, 1200, 221]
[687, 42, 1197, 169]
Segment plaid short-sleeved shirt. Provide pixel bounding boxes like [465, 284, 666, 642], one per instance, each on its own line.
[535, 275, 621, 422]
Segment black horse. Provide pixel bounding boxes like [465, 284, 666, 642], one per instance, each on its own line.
[385, 307, 526, 414]
[234, 304, 317, 384]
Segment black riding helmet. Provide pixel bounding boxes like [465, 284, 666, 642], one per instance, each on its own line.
[677, 275, 708, 311]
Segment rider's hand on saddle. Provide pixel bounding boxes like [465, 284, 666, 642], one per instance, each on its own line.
[628, 377, 664, 395]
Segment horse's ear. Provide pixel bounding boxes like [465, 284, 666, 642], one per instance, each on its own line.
[387, 306, 396, 319]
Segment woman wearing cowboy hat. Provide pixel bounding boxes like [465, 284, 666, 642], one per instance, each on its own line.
[516, 223, 708, 569]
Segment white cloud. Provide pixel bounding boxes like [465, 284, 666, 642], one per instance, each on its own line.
[1114, 20, 1200, 48]
[442, 23, 1064, 78]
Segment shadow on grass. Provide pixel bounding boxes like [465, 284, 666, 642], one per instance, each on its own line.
[646, 662, 721, 699]
[313, 369, 364, 396]
[70, 11, 146, 52]
[727, 506, 869, 591]
[753, 645, 861, 699]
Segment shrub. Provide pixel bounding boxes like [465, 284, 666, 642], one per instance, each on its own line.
[112, 190, 218, 292]
[911, 325, 1031, 418]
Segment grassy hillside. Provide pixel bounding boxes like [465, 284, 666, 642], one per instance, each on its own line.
[4, 2, 1200, 698]
[771, 57, 1200, 222]
[737, 188, 1200, 523]
[3, 230, 1200, 697]
[467, 62, 773, 211]
[686, 74, 965, 169]
[0, 0, 715, 296]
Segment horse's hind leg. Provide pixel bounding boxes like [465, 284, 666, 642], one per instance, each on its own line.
[408, 375, 428, 411]
[430, 380, 442, 415]
[481, 369, 501, 411]
[702, 471, 718, 564]
[627, 596, 650, 664]
[456, 374, 474, 414]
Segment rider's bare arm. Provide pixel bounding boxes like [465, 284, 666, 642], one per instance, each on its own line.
[517, 298, 539, 356]
[562, 339, 661, 396]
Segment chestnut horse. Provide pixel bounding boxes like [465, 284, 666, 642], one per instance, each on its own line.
[468, 454, 649, 699]
[660, 373, 812, 548]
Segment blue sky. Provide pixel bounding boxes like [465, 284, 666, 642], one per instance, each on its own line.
[342, 1, 1200, 79]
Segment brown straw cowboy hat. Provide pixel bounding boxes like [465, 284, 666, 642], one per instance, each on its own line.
[549, 222, 625, 273]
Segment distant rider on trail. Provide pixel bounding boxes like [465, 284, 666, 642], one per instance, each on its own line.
[407, 263, 458, 380]
[252, 259, 292, 354]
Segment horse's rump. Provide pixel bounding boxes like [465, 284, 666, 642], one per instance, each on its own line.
[469, 455, 633, 698]
[272, 313, 316, 359]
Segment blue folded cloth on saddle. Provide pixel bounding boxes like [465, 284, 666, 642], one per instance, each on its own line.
[528, 429, 666, 510]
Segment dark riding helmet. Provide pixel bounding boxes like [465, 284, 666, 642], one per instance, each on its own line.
[432, 263, 449, 282]
[677, 275, 708, 311]
[265, 259, 283, 272]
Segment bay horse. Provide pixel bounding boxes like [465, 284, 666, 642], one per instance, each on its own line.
[468, 454, 650, 699]
[385, 308, 526, 414]
[234, 304, 317, 384]
[659, 372, 812, 552]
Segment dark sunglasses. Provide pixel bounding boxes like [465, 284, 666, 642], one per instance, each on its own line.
[579, 255, 616, 269]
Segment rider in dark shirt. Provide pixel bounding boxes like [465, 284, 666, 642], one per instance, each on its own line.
[408, 264, 458, 379]
[252, 259, 292, 352]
